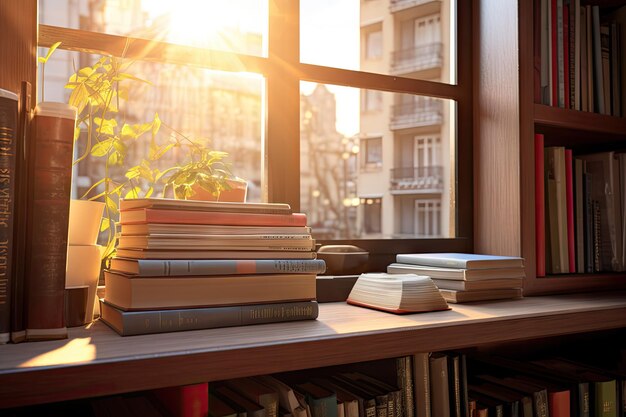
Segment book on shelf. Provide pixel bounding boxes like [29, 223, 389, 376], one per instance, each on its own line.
[226, 378, 280, 417]
[296, 382, 338, 417]
[476, 374, 550, 417]
[386, 263, 525, 281]
[110, 258, 327, 277]
[395, 253, 524, 270]
[346, 273, 449, 314]
[429, 353, 451, 417]
[121, 223, 312, 236]
[428, 278, 523, 292]
[342, 373, 402, 417]
[311, 378, 359, 417]
[99, 299, 319, 336]
[437, 288, 523, 304]
[328, 375, 378, 417]
[120, 197, 292, 214]
[103, 270, 316, 311]
[333, 375, 388, 417]
[536, 133, 546, 277]
[210, 393, 239, 417]
[115, 248, 318, 260]
[0, 88, 18, 344]
[212, 385, 266, 417]
[116, 235, 315, 251]
[153, 383, 209, 417]
[413, 353, 431, 417]
[120, 208, 307, 227]
[24, 102, 77, 341]
[256, 375, 309, 417]
[545, 146, 569, 273]
[468, 382, 532, 417]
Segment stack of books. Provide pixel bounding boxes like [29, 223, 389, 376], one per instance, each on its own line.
[99, 198, 325, 336]
[387, 253, 525, 303]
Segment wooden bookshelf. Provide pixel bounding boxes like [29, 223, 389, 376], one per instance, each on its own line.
[1, 293, 626, 409]
[534, 103, 626, 136]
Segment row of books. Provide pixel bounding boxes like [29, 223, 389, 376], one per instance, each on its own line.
[535, 134, 626, 276]
[99, 198, 326, 336]
[535, 0, 624, 116]
[386, 253, 525, 303]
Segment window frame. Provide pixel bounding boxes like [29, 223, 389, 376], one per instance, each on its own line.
[35, 0, 474, 269]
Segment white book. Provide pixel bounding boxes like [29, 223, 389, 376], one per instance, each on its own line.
[395, 253, 524, 270]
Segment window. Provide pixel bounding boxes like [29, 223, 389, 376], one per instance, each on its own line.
[361, 137, 382, 168]
[36, 0, 471, 255]
[362, 197, 382, 234]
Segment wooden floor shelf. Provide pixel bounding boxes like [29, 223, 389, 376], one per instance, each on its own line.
[1, 292, 626, 408]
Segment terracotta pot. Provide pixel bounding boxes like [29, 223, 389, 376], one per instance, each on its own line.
[190, 178, 248, 202]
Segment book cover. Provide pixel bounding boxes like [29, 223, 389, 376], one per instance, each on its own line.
[153, 383, 209, 417]
[120, 223, 311, 236]
[0, 88, 18, 344]
[413, 353, 431, 417]
[343, 373, 401, 417]
[386, 263, 525, 281]
[395, 253, 524, 270]
[311, 378, 360, 417]
[574, 159, 585, 273]
[120, 197, 291, 214]
[545, 146, 569, 273]
[552, 0, 559, 106]
[328, 375, 377, 417]
[227, 378, 279, 417]
[334, 375, 387, 417]
[429, 278, 523, 292]
[438, 288, 523, 304]
[103, 271, 317, 311]
[120, 208, 307, 227]
[592, 6, 606, 114]
[24, 103, 77, 341]
[429, 353, 451, 417]
[257, 375, 309, 416]
[297, 382, 338, 417]
[99, 299, 319, 336]
[116, 234, 315, 251]
[110, 258, 326, 277]
[115, 248, 318, 260]
[565, 149, 576, 273]
[212, 385, 265, 417]
[535, 133, 546, 277]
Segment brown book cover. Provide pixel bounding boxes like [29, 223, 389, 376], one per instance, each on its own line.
[120, 208, 307, 227]
[120, 197, 291, 214]
[0, 88, 18, 344]
[24, 102, 76, 341]
[429, 353, 450, 417]
[226, 378, 279, 417]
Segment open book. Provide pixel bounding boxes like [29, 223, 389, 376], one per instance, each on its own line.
[346, 273, 449, 314]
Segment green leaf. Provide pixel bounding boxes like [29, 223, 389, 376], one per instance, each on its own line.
[39, 41, 61, 65]
[91, 139, 113, 157]
[125, 165, 141, 180]
[124, 186, 141, 199]
[152, 113, 161, 136]
[105, 195, 118, 214]
[100, 217, 110, 232]
[108, 152, 119, 165]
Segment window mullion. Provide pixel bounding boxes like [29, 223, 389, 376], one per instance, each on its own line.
[265, 0, 300, 209]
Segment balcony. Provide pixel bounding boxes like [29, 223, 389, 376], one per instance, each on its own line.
[390, 165, 443, 192]
[390, 43, 443, 75]
[390, 98, 443, 130]
[389, 0, 441, 13]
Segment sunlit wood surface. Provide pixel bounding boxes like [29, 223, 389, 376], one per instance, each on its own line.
[1, 292, 626, 408]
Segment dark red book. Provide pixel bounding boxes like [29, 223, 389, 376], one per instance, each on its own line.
[551, 0, 558, 106]
[563, 3, 570, 109]
[153, 383, 209, 417]
[565, 149, 576, 273]
[24, 102, 76, 341]
[535, 134, 546, 277]
[0, 88, 18, 344]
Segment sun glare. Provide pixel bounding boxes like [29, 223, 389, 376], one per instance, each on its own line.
[145, 0, 266, 52]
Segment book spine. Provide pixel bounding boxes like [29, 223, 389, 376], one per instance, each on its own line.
[583, 172, 594, 273]
[11, 82, 30, 343]
[574, 0, 581, 111]
[535, 134, 546, 277]
[600, 24, 611, 115]
[0, 89, 18, 344]
[534, 390, 549, 417]
[429, 354, 450, 417]
[575, 159, 585, 273]
[154, 383, 209, 417]
[557, 0, 565, 107]
[534, 0, 542, 103]
[24, 111, 75, 340]
[594, 380, 617, 417]
[399, 356, 414, 417]
[129, 209, 308, 227]
[565, 149, 576, 273]
[134, 259, 326, 276]
[551, 0, 558, 105]
[548, 391, 570, 417]
[563, 2, 571, 109]
[592, 6, 605, 114]
[593, 199, 602, 272]
[578, 382, 590, 417]
[104, 301, 319, 336]
[413, 353, 431, 417]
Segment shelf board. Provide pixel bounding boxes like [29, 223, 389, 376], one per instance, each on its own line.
[1, 293, 626, 408]
[534, 104, 626, 138]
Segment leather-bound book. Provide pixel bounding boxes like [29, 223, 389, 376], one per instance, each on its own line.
[24, 102, 76, 341]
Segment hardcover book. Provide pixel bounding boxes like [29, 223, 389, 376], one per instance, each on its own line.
[116, 234, 315, 251]
[153, 383, 209, 417]
[99, 299, 319, 336]
[120, 208, 307, 227]
[110, 258, 326, 276]
[120, 223, 311, 236]
[212, 385, 265, 417]
[346, 273, 449, 314]
[0, 88, 18, 344]
[395, 253, 524, 270]
[104, 271, 317, 311]
[115, 248, 318, 260]
[386, 263, 526, 281]
[226, 378, 280, 417]
[120, 197, 292, 214]
[437, 288, 523, 304]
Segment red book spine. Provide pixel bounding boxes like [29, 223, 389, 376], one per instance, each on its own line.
[128, 209, 308, 227]
[25, 108, 75, 341]
[154, 383, 209, 417]
[535, 134, 546, 277]
[551, 0, 558, 106]
[565, 149, 576, 273]
[563, 3, 571, 109]
[548, 391, 570, 417]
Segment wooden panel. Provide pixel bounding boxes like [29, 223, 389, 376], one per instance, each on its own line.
[473, 0, 521, 256]
[1, 293, 626, 408]
[0, 1, 37, 100]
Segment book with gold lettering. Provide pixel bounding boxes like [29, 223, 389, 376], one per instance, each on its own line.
[99, 299, 318, 336]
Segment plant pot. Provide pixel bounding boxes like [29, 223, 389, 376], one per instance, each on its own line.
[190, 178, 248, 202]
[66, 244, 104, 326]
[68, 199, 105, 245]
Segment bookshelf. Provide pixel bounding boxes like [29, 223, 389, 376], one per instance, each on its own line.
[0, 292, 625, 409]
[518, 0, 626, 294]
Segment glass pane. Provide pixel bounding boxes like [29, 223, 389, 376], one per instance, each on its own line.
[300, 0, 456, 84]
[39, 0, 268, 56]
[41, 51, 264, 212]
[300, 82, 456, 240]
